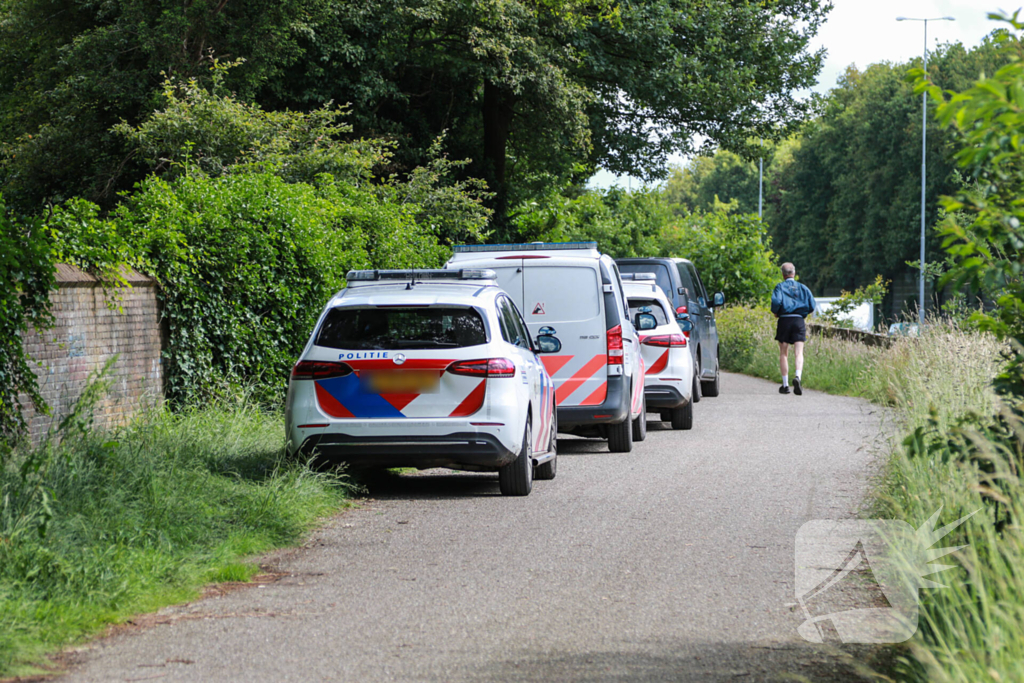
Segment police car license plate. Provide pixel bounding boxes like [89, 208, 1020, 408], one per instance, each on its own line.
[362, 371, 440, 394]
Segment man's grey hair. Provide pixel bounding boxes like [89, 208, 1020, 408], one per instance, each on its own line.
[781, 262, 796, 277]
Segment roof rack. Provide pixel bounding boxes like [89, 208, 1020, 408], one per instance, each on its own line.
[452, 241, 598, 253]
[346, 268, 496, 282]
[620, 273, 657, 281]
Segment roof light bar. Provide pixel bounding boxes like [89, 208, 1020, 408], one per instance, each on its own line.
[452, 241, 598, 253]
[620, 273, 656, 281]
[346, 268, 496, 282]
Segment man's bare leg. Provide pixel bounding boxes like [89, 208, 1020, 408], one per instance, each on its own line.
[779, 342, 789, 386]
[793, 341, 805, 395]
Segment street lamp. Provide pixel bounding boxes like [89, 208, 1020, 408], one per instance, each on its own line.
[896, 15, 955, 327]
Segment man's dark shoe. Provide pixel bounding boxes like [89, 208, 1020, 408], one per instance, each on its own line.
[793, 378, 803, 396]
[779, 385, 790, 394]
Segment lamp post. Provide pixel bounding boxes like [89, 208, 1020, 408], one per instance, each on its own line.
[758, 140, 763, 220]
[896, 15, 954, 327]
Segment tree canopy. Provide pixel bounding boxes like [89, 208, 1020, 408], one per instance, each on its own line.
[662, 35, 1010, 298]
[0, 0, 831, 227]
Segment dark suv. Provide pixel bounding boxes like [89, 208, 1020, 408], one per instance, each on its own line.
[615, 258, 724, 397]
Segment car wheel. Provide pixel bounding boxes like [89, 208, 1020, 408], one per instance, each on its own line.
[499, 419, 533, 496]
[632, 395, 647, 441]
[701, 357, 721, 397]
[535, 404, 558, 481]
[671, 400, 693, 430]
[607, 416, 633, 453]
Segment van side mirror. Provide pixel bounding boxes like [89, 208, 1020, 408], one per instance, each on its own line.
[713, 292, 725, 307]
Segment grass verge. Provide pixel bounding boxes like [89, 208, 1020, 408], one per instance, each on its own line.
[0, 401, 350, 677]
[718, 305, 1020, 682]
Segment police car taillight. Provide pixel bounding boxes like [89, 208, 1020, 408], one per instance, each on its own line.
[607, 325, 624, 365]
[291, 361, 353, 380]
[447, 358, 517, 378]
[642, 334, 687, 348]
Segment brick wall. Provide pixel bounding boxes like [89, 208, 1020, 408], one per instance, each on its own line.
[20, 264, 164, 443]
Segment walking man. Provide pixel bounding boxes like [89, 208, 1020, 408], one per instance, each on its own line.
[771, 262, 816, 395]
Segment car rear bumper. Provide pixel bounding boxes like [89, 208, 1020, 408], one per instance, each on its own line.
[644, 384, 688, 409]
[557, 374, 629, 428]
[294, 432, 518, 469]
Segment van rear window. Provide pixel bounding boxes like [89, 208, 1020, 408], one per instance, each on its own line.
[316, 307, 488, 350]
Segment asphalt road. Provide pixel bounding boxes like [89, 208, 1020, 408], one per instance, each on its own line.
[63, 372, 884, 682]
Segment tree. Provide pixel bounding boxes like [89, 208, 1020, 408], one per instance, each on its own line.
[0, 0, 337, 211]
[663, 151, 765, 216]
[760, 36, 1010, 295]
[1, 0, 831, 228]
[923, 12, 1024, 395]
[657, 201, 778, 305]
[265, 0, 831, 231]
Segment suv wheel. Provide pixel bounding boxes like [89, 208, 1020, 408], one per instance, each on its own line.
[607, 416, 633, 453]
[632, 395, 647, 441]
[701, 357, 721, 397]
[499, 419, 533, 496]
[671, 400, 693, 430]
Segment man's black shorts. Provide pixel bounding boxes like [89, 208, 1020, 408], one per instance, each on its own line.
[775, 316, 807, 344]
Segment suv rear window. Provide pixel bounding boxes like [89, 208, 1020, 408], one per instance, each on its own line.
[618, 263, 673, 300]
[316, 306, 488, 350]
[628, 298, 670, 325]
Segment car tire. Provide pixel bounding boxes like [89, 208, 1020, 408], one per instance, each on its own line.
[632, 395, 647, 442]
[702, 358, 721, 397]
[607, 416, 633, 453]
[535, 404, 558, 481]
[692, 358, 702, 403]
[535, 454, 557, 480]
[671, 400, 693, 430]
[499, 419, 533, 496]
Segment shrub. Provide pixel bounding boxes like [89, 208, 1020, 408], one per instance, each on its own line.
[0, 198, 54, 456]
[108, 171, 382, 405]
[715, 305, 774, 371]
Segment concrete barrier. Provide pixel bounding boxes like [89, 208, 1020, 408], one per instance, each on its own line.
[807, 322, 893, 348]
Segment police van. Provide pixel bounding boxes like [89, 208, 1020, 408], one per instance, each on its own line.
[447, 242, 645, 452]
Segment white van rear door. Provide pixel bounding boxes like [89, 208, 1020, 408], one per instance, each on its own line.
[522, 265, 607, 407]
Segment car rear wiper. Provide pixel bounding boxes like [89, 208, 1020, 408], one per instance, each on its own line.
[391, 340, 460, 348]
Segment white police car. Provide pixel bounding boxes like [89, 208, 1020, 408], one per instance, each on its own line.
[623, 275, 696, 430]
[285, 269, 558, 496]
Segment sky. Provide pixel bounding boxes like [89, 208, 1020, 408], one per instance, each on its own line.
[588, 0, 1003, 189]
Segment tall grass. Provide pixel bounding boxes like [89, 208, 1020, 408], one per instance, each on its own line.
[0, 400, 350, 677]
[719, 305, 1019, 682]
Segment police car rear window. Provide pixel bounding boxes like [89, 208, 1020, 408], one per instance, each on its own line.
[316, 307, 488, 350]
[628, 299, 669, 325]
